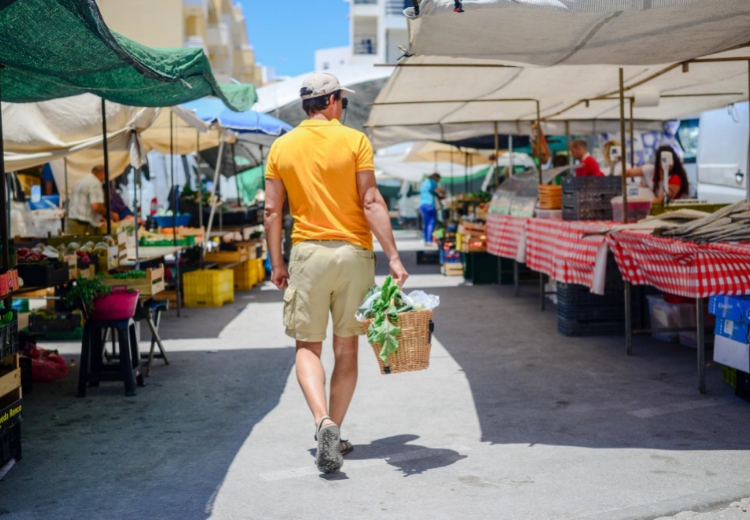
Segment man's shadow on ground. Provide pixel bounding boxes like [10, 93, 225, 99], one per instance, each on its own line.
[310, 434, 467, 478]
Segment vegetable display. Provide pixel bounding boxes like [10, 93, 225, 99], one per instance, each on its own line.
[110, 270, 146, 280]
[64, 276, 112, 313]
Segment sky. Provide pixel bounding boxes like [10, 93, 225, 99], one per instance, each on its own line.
[239, 0, 351, 78]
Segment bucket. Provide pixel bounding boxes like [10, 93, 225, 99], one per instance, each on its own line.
[89, 287, 140, 321]
[153, 214, 192, 228]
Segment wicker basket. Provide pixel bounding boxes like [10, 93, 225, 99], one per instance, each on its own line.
[363, 310, 434, 375]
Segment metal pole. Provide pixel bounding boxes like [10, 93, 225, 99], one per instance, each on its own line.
[747, 60, 750, 201]
[625, 281, 633, 356]
[540, 273, 545, 311]
[204, 137, 226, 241]
[450, 150, 454, 196]
[535, 100, 542, 184]
[64, 158, 70, 233]
[0, 70, 10, 300]
[513, 260, 519, 297]
[101, 98, 112, 235]
[169, 111, 181, 317]
[509, 134, 514, 177]
[618, 68, 629, 223]
[629, 98, 635, 169]
[493, 122, 500, 186]
[697, 297, 706, 394]
[464, 152, 468, 194]
[132, 166, 140, 270]
[565, 121, 572, 170]
[232, 143, 239, 204]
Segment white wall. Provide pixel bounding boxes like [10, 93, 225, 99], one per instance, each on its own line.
[315, 47, 351, 71]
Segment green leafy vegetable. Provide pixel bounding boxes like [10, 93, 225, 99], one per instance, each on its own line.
[65, 277, 112, 314]
[366, 276, 403, 363]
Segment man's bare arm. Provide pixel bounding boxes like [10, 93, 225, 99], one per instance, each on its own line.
[264, 178, 289, 290]
[356, 170, 409, 287]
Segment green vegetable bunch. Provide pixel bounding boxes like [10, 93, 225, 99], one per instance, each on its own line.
[366, 276, 405, 363]
[65, 277, 112, 314]
[111, 270, 146, 280]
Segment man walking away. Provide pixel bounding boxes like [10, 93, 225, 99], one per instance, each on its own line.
[419, 173, 444, 245]
[68, 165, 118, 235]
[264, 72, 409, 474]
[570, 139, 604, 177]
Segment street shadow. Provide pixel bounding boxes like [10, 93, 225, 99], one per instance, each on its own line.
[0, 347, 294, 520]
[309, 434, 467, 477]
[428, 282, 750, 452]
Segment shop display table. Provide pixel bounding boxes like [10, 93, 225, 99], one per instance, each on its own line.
[607, 230, 750, 394]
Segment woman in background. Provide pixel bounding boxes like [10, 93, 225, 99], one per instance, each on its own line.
[626, 145, 689, 204]
[419, 173, 445, 245]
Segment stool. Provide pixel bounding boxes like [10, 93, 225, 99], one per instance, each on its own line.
[78, 318, 144, 397]
[135, 299, 170, 377]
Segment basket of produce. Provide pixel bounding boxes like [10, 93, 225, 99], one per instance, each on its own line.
[358, 276, 438, 375]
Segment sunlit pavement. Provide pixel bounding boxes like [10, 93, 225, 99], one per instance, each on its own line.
[3, 231, 750, 519]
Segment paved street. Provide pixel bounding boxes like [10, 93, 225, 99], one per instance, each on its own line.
[2, 231, 750, 520]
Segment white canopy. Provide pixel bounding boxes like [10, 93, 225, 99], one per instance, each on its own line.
[366, 49, 750, 149]
[255, 64, 393, 132]
[405, 0, 750, 66]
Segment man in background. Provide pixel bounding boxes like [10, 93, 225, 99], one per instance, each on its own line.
[67, 165, 118, 234]
[570, 139, 604, 177]
[419, 173, 445, 245]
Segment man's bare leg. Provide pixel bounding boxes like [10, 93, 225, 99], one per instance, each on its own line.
[329, 335, 358, 428]
[295, 341, 332, 427]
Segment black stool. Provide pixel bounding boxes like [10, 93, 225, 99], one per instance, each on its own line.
[135, 299, 170, 377]
[78, 318, 144, 397]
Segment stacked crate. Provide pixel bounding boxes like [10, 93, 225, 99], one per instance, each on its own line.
[557, 255, 645, 337]
[562, 176, 622, 221]
[0, 310, 21, 468]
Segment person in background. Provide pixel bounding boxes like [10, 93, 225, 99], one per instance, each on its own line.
[67, 165, 118, 235]
[110, 183, 133, 221]
[41, 164, 57, 196]
[419, 173, 445, 245]
[626, 145, 689, 204]
[570, 138, 604, 177]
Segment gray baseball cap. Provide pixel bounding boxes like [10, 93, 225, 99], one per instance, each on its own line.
[299, 72, 355, 100]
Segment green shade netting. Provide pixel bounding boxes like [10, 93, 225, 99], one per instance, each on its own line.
[236, 165, 264, 204]
[0, 0, 256, 111]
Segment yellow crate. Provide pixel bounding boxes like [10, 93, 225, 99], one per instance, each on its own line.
[253, 258, 265, 283]
[232, 260, 258, 290]
[204, 249, 248, 264]
[183, 269, 234, 307]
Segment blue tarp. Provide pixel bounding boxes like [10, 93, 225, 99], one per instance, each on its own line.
[180, 98, 292, 136]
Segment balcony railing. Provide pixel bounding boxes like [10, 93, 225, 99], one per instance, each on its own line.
[353, 37, 377, 55]
[386, 0, 411, 14]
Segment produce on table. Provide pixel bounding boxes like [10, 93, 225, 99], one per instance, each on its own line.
[1, 311, 13, 325]
[110, 270, 146, 280]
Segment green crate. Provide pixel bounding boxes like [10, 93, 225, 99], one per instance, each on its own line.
[462, 252, 499, 285]
[23, 326, 84, 340]
[650, 201, 729, 216]
[723, 365, 738, 389]
[140, 236, 195, 247]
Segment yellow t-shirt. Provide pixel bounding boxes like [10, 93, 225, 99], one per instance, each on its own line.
[265, 119, 375, 250]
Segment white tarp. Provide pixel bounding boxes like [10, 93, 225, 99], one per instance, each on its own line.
[405, 0, 750, 66]
[366, 49, 750, 149]
[2, 94, 158, 197]
[255, 64, 393, 132]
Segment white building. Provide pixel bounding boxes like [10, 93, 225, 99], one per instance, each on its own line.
[350, 0, 410, 64]
[315, 47, 351, 71]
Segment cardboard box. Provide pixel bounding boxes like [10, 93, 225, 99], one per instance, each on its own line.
[715, 317, 750, 344]
[708, 295, 750, 323]
[714, 334, 750, 373]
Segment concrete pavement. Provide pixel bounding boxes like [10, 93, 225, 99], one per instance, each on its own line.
[2, 231, 750, 519]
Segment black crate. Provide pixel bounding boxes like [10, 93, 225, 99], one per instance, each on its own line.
[463, 252, 499, 285]
[562, 176, 622, 221]
[19, 357, 31, 395]
[558, 317, 625, 337]
[29, 312, 81, 334]
[0, 311, 18, 361]
[558, 300, 628, 322]
[417, 250, 441, 265]
[0, 423, 22, 468]
[17, 261, 69, 288]
[557, 283, 624, 306]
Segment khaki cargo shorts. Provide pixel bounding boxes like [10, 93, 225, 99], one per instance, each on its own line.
[283, 241, 376, 342]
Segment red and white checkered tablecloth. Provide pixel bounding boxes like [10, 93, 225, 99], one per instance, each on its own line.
[526, 219, 618, 292]
[486, 214, 529, 261]
[606, 231, 750, 298]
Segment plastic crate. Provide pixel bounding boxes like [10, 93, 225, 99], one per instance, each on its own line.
[462, 253, 499, 285]
[558, 317, 625, 337]
[0, 422, 21, 468]
[562, 176, 622, 221]
[153, 214, 192, 228]
[0, 311, 18, 361]
[558, 301, 629, 322]
[17, 261, 69, 288]
[184, 269, 234, 308]
[557, 283, 624, 306]
[723, 366, 738, 388]
[29, 312, 81, 334]
[233, 260, 258, 290]
[253, 259, 265, 283]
